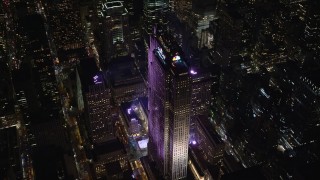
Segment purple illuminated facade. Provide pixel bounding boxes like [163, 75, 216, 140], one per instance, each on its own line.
[148, 33, 191, 179]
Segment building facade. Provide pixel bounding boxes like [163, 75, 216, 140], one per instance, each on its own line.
[86, 73, 114, 144]
[143, 0, 169, 34]
[148, 31, 191, 179]
[101, 0, 129, 61]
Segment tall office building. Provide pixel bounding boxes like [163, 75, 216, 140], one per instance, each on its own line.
[100, 0, 129, 61]
[190, 67, 214, 117]
[148, 29, 192, 179]
[46, 0, 85, 51]
[143, 0, 169, 34]
[174, 0, 216, 48]
[79, 59, 114, 144]
[86, 72, 114, 144]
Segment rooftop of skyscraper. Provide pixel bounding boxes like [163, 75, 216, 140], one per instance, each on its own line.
[93, 138, 126, 157]
[101, 0, 127, 16]
[78, 57, 102, 92]
[108, 56, 143, 87]
[152, 28, 190, 76]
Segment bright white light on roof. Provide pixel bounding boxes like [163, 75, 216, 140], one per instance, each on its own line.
[138, 139, 149, 149]
[172, 55, 181, 61]
[156, 47, 166, 60]
[127, 108, 132, 114]
[190, 70, 197, 75]
[132, 105, 138, 111]
[260, 88, 270, 99]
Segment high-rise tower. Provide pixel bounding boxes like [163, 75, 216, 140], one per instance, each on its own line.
[143, 0, 169, 34]
[99, 0, 129, 62]
[148, 29, 192, 179]
[86, 72, 114, 144]
[79, 58, 114, 144]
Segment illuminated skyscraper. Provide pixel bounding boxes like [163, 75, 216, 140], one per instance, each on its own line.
[79, 59, 114, 144]
[148, 29, 191, 179]
[174, 0, 216, 48]
[86, 72, 114, 144]
[46, 0, 85, 61]
[143, 0, 169, 34]
[100, 0, 129, 61]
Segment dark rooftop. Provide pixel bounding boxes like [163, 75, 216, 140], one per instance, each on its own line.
[0, 99, 15, 117]
[0, 127, 20, 179]
[0, 61, 15, 117]
[78, 57, 101, 92]
[108, 56, 143, 87]
[93, 139, 126, 156]
[105, 161, 122, 175]
[221, 165, 266, 180]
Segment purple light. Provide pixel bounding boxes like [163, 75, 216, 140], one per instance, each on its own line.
[132, 106, 138, 110]
[127, 108, 132, 114]
[190, 70, 197, 75]
[192, 140, 197, 145]
[93, 74, 103, 84]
